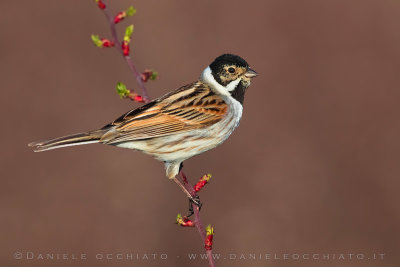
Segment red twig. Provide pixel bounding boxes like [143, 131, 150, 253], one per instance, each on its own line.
[179, 172, 215, 267]
[100, 0, 150, 103]
[95, 2, 214, 265]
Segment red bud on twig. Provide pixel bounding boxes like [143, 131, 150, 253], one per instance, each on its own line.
[134, 95, 144, 103]
[121, 25, 134, 56]
[116, 82, 144, 103]
[122, 40, 130, 56]
[128, 93, 145, 103]
[141, 70, 159, 82]
[114, 6, 136, 24]
[94, 0, 106, 10]
[101, 38, 114, 47]
[194, 174, 212, 193]
[204, 225, 214, 250]
[176, 214, 195, 227]
[114, 11, 126, 24]
[91, 35, 114, 48]
[127, 92, 145, 103]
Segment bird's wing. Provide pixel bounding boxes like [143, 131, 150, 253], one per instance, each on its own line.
[100, 81, 227, 144]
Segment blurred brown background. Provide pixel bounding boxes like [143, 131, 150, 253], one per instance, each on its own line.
[1, 0, 399, 266]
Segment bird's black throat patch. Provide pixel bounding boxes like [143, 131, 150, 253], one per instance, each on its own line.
[229, 81, 248, 104]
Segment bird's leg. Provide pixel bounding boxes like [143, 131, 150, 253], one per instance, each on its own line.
[173, 177, 200, 217]
[172, 177, 193, 199]
[179, 170, 202, 217]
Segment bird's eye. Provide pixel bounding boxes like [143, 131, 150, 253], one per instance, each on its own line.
[228, 67, 235, 73]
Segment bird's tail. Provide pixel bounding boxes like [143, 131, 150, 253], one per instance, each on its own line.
[28, 130, 106, 152]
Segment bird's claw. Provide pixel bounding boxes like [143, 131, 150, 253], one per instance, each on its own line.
[187, 195, 202, 217]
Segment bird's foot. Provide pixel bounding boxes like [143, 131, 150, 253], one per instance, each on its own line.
[187, 195, 202, 217]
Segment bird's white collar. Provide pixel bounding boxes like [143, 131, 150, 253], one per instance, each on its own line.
[200, 66, 241, 97]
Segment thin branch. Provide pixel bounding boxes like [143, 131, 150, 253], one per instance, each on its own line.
[180, 172, 215, 267]
[96, 2, 214, 266]
[101, 0, 150, 103]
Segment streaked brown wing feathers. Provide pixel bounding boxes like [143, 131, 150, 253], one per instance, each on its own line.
[100, 81, 227, 144]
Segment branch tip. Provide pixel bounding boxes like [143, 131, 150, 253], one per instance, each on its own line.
[114, 6, 136, 24]
[194, 174, 212, 192]
[205, 224, 214, 250]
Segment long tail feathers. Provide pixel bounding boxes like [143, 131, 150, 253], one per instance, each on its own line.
[28, 130, 105, 152]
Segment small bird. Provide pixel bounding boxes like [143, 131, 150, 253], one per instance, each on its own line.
[29, 54, 257, 205]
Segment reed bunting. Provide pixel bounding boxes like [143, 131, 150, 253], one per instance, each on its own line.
[29, 54, 257, 204]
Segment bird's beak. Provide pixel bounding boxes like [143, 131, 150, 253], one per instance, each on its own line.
[245, 68, 258, 78]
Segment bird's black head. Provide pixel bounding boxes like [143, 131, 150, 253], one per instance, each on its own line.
[203, 54, 257, 104]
